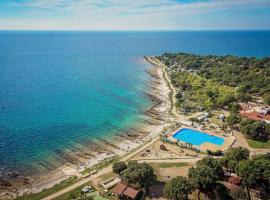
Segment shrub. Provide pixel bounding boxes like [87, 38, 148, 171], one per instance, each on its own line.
[112, 162, 127, 175]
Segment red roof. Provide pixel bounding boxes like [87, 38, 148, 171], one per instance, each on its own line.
[229, 176, 241, 185]
[112, 182, 128, 195]
[240, 111, 270, 122]
[123, 187, 140, 199]
[112, 182, 141, 199]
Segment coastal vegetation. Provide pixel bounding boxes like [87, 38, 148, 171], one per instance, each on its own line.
[164, 176, 193, 200]
[162, 148, 270, 200]
[247, 139, 270, 149]
[158, 53, 270, 110]
[170, 71, 235, 110]
[15, 176, 79, 200]
[236, 154, 270, 199]
[112, 161, 127, 175]
[240, 119, 270, 142]
[188, 157, 223, 199]
[263, 95, 270, 105]
[220, 147, 250, 172]
[122, 162, 157, 188]
[158, 53, 270, 96]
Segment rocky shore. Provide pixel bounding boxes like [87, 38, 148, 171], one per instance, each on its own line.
[0, 57, 174, 199]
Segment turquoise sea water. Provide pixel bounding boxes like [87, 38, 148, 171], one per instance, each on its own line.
[0, 31, 270, 174]
[173, 128, 224, 146]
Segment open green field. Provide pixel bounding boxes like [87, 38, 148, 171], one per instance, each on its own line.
[248, 139, 270, 149]
[156, 162, 189, 168]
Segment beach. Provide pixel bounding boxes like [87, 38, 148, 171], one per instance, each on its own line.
[0, 57, 174, 199]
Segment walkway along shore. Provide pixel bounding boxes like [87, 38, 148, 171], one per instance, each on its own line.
[145, 56, 182, 120]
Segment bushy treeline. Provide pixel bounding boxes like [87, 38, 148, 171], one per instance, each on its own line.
[158, 53, 270, 104]
[112, 148, 270, 199]
[164, 148, 270, 200]
[240, 119, 270, 142]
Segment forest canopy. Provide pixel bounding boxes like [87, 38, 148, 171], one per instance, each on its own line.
[158, 53, 270, 95]
[158, 53, 270, 110]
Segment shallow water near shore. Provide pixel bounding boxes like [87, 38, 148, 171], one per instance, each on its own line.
[0, 31, 270, 175]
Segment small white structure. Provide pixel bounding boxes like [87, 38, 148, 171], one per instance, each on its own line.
[82, 185, 93, 193]
[197, 112, 210, 121]
[219, 114, 225, 121]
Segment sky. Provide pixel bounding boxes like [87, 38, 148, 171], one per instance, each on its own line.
[0, 0, 270, 30]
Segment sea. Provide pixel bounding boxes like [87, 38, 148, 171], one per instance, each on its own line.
[0, 30, 270, 175]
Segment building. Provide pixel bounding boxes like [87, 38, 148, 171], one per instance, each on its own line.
[229, 176, 241, 186]
[112, 182, 143, 200]
[240, 103, 270, 123]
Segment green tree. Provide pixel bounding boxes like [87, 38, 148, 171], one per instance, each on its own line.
[217, 93, 235, 107]
[263, 95, 270, 105]
[112, 161, 127, 175]
[229, 102, 241, 114]
[236, 157, 270, 199]
[235, 92, 252, 102]
[122, 162, 156, 188]
[188, 165, 218, 200]
[220, 147, 250, 172]
[225, 113, 241, 127]
[188, 157, 223, 200]
[164, 176, 193, 200]
[240, 120, 270, 142]
[197, 156, 223, 177]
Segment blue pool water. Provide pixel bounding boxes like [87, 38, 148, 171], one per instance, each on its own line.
[173, 128, 224, 146]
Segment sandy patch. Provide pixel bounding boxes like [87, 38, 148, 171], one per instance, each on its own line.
[158, 166, 191, 182]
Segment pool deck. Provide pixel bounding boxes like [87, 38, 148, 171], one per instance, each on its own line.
[166, 125, 235, 152]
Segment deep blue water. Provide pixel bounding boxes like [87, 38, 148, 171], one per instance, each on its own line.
[0, 31, 270, 173]
[173, 128, 224, 146]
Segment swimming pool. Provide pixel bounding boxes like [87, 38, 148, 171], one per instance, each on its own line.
[173, 128, 224, 146]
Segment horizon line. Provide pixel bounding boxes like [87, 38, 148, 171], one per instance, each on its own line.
[0, 29, 270, 32]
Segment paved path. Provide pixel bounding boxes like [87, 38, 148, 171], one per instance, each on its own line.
[232, 129, 270, 156]
[41, 136, 160, 200]
[136, 157, 204, 163]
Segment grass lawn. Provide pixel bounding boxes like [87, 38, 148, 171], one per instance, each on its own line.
[247, 139, 270, 149]
[157, 162, 189, 168]
[99, 171, 115, 182]
[15, 176, 79, 200]
[149, 162, 189, 171]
